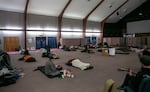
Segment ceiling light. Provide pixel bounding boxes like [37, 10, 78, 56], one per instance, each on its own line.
[139, 13, 143, 15]
[109, 4, 112, 8]
[123, 9, 127, 12]
[116, 12, 119, 16]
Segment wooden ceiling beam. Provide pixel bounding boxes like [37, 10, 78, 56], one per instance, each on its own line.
[59, 0, 72, 18]
[24, 0, 29, 49]
[83, 0, 105, 38]
[100, 0, 128, 43]
[84, 0, 105, 20]
[58, 0, 72, 41]
[102, 0, 129, 23]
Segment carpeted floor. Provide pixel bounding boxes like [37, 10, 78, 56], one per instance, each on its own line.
[0, 49, 141, 92]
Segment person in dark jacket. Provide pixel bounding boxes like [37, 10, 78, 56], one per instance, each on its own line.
[142, 49, 150, 56]
[0, 50, 12, 70]
[45, 59, 60, 76]
[119, 55, 150, 92]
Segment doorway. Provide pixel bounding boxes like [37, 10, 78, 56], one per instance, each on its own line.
[36, 37, 46, 49]
[48, 37, 57, 48]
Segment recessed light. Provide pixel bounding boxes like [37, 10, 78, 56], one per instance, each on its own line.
[109, 4, 112, 8]
[123, 9, 127, 12]
[139, 13, 143, 15]
[116, 12, 119, 16]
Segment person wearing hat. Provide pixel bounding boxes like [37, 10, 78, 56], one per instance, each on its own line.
[118, 55, 150, 92]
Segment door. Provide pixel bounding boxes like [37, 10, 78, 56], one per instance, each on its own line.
[36, 37, 46, 49]
[4, 37, 19, 51]
[86, 37, 91, 45]
[92, 37, 97, 45]
[48, 37, 57, 48]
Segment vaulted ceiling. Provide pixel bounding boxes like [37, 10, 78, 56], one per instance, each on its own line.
[0, 0, 148, 23]
[119, 0, 150, 23]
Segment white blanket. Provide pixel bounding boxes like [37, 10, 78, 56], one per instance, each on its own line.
[72, 59, 90, 70]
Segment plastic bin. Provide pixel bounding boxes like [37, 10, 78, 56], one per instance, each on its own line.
[109, 48, 116, 56]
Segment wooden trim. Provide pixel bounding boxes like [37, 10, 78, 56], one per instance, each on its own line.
[84, 0, 104, 20]
[83, 0, 104, 38]
[59, 0, 72, 17]
[58, 0, 72, 42]
[100, 21, 105, 43]
[24, 0, 29, 49]
[82, 19, 87, 38]
[100, 0, 128, 42]
[58, 17, 62, 40]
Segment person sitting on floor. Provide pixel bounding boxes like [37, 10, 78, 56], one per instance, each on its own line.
[103, 42, 109, 48]
[45, 59, 74, 78]
[81, 45, 94, 53]
[81, 45, 90, 53]
[45, 59, 61, 76]
[62, 45, 71, 51]
[118, 55, 150, 92]
[41, 47, 59, 59]
[34, 58, 75, 78]
[19, 48, 26, 55]
[81, 45, 89, 52]
[66, 58, 93, 70]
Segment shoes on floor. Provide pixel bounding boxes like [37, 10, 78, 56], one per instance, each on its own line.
[117, 86, 126, 90]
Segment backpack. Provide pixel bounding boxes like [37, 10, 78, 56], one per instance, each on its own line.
[0, 71, 18, 87]
[0, 50, 12, 70]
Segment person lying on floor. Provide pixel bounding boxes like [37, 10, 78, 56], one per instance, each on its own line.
[66, 58, 93, 70]
[18, 49, 36, 62]
[118, 55, 150, 92]
[62, 45, 76, 51]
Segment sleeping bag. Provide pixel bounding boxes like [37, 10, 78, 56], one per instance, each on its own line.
[24, 55, 36, 62]
[18, 55, 36, 62]
[66, 59, 93, 70]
